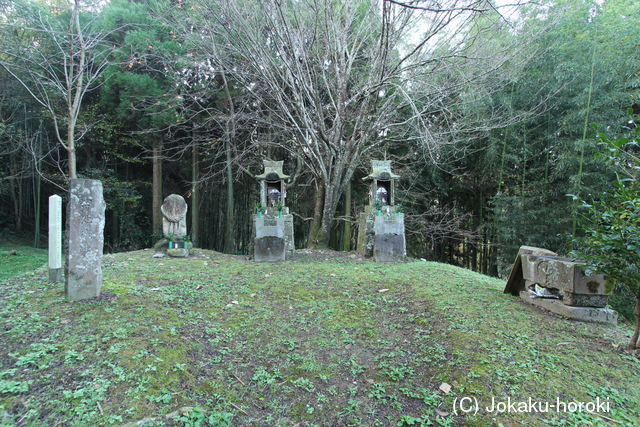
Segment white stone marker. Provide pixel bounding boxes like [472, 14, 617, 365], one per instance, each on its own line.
[48, 194, 63, 282]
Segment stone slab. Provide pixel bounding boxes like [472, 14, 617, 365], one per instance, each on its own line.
[374, 234, 406, 262]
[283, 215, 295, 254]
[358, 211, 405, 261]
[357, 212, 375, 258]
[519, 291, 618, 325]
[504, 246, 558, 295]
[255, 216, 285, 238]
[66, 179, 105, 301]
[563, 292, 608, 308]
[374, 214, 405, 235]
[254, 236, 285, 262]
[521, 254, 606, 296]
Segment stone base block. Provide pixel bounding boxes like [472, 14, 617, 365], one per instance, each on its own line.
[153, 238, 168, 257]
[563, 292, 608, 308]
[49, 268, 62, 283]
[153, 239, 193, 258]
[519, 291, 618, 325]
[254, 236, 285, 262]
[373, 234, 406, 262]
[167, 248, 190, 258]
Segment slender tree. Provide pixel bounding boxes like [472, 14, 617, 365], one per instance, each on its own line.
[0, 0, 113, 180]
[192, 0, 525, 248]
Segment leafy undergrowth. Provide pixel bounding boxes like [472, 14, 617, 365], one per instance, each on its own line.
[1, 248, 639, 427]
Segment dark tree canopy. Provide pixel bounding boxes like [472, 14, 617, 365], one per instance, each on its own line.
[1, 0, 639, 288]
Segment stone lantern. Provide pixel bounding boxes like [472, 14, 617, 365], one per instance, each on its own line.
[253, 160, 294, 261]
[357, 160, 405, 261]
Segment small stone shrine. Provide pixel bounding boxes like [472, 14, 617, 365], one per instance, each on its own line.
[357, 160, 406, 262]
[252, 160, 294, 261]
[504, 246, 617, 325]
[153, 194, 193, 258]
[66, 179, 106, 300]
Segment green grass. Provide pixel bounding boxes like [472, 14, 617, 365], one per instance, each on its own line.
[0, 241, 47, 283]
[1, 248, 639, 427]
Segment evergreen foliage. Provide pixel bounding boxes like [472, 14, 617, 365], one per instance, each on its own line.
[571, 123, 640, 348]
[1, 0, 639, 276]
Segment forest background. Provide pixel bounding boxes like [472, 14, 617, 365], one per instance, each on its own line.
[1, 0, 638, 285]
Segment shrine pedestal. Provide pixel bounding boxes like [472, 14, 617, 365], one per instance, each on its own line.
[358, 208, 406, 262]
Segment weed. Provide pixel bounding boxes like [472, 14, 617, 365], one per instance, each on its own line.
[0, 249, 638, 426]
[0, 368, 33, 394]
[146, 388, 173, 404]
[398, 414, 432, 426]
[10, 342, 59, 370]
[369, 383, 387, 401]
[292, 377, 315, 392]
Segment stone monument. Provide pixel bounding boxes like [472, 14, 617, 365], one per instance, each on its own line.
[153, 194, 193, 258]
[357, 160, 406, 262]
[48, 194, 63, 282]
[504, 246, 617, 325]
[66, 179, 106, 300]
[253, 160, 294, 261]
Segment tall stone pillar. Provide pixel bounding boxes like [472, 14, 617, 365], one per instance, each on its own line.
[48, 194, 63, 282]
[66, 179, 106, 300]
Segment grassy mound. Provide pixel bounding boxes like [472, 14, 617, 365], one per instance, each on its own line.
[1, 248, 638, 426]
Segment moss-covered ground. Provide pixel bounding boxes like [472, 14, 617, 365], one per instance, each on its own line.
[1, 248, 638, 426]
[0, 241, 48, 284]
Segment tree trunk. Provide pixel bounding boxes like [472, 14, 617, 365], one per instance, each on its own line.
[317, 182, 341, 249]
[308, 180, 325, 248]
[631, 296, 640, 349]
[9, 176, 22, 234]
[66, 0, 82, 180]
[67, 130, 77, 179]
[311, 162, 357, 249]
[33, 164, 41, 247]
[221, 69, 236, 254]
[191, 141, 199, 247]
[152, 136, 163, 237]
[224, 139, 235, 253]
[343, 179, 352, 252]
